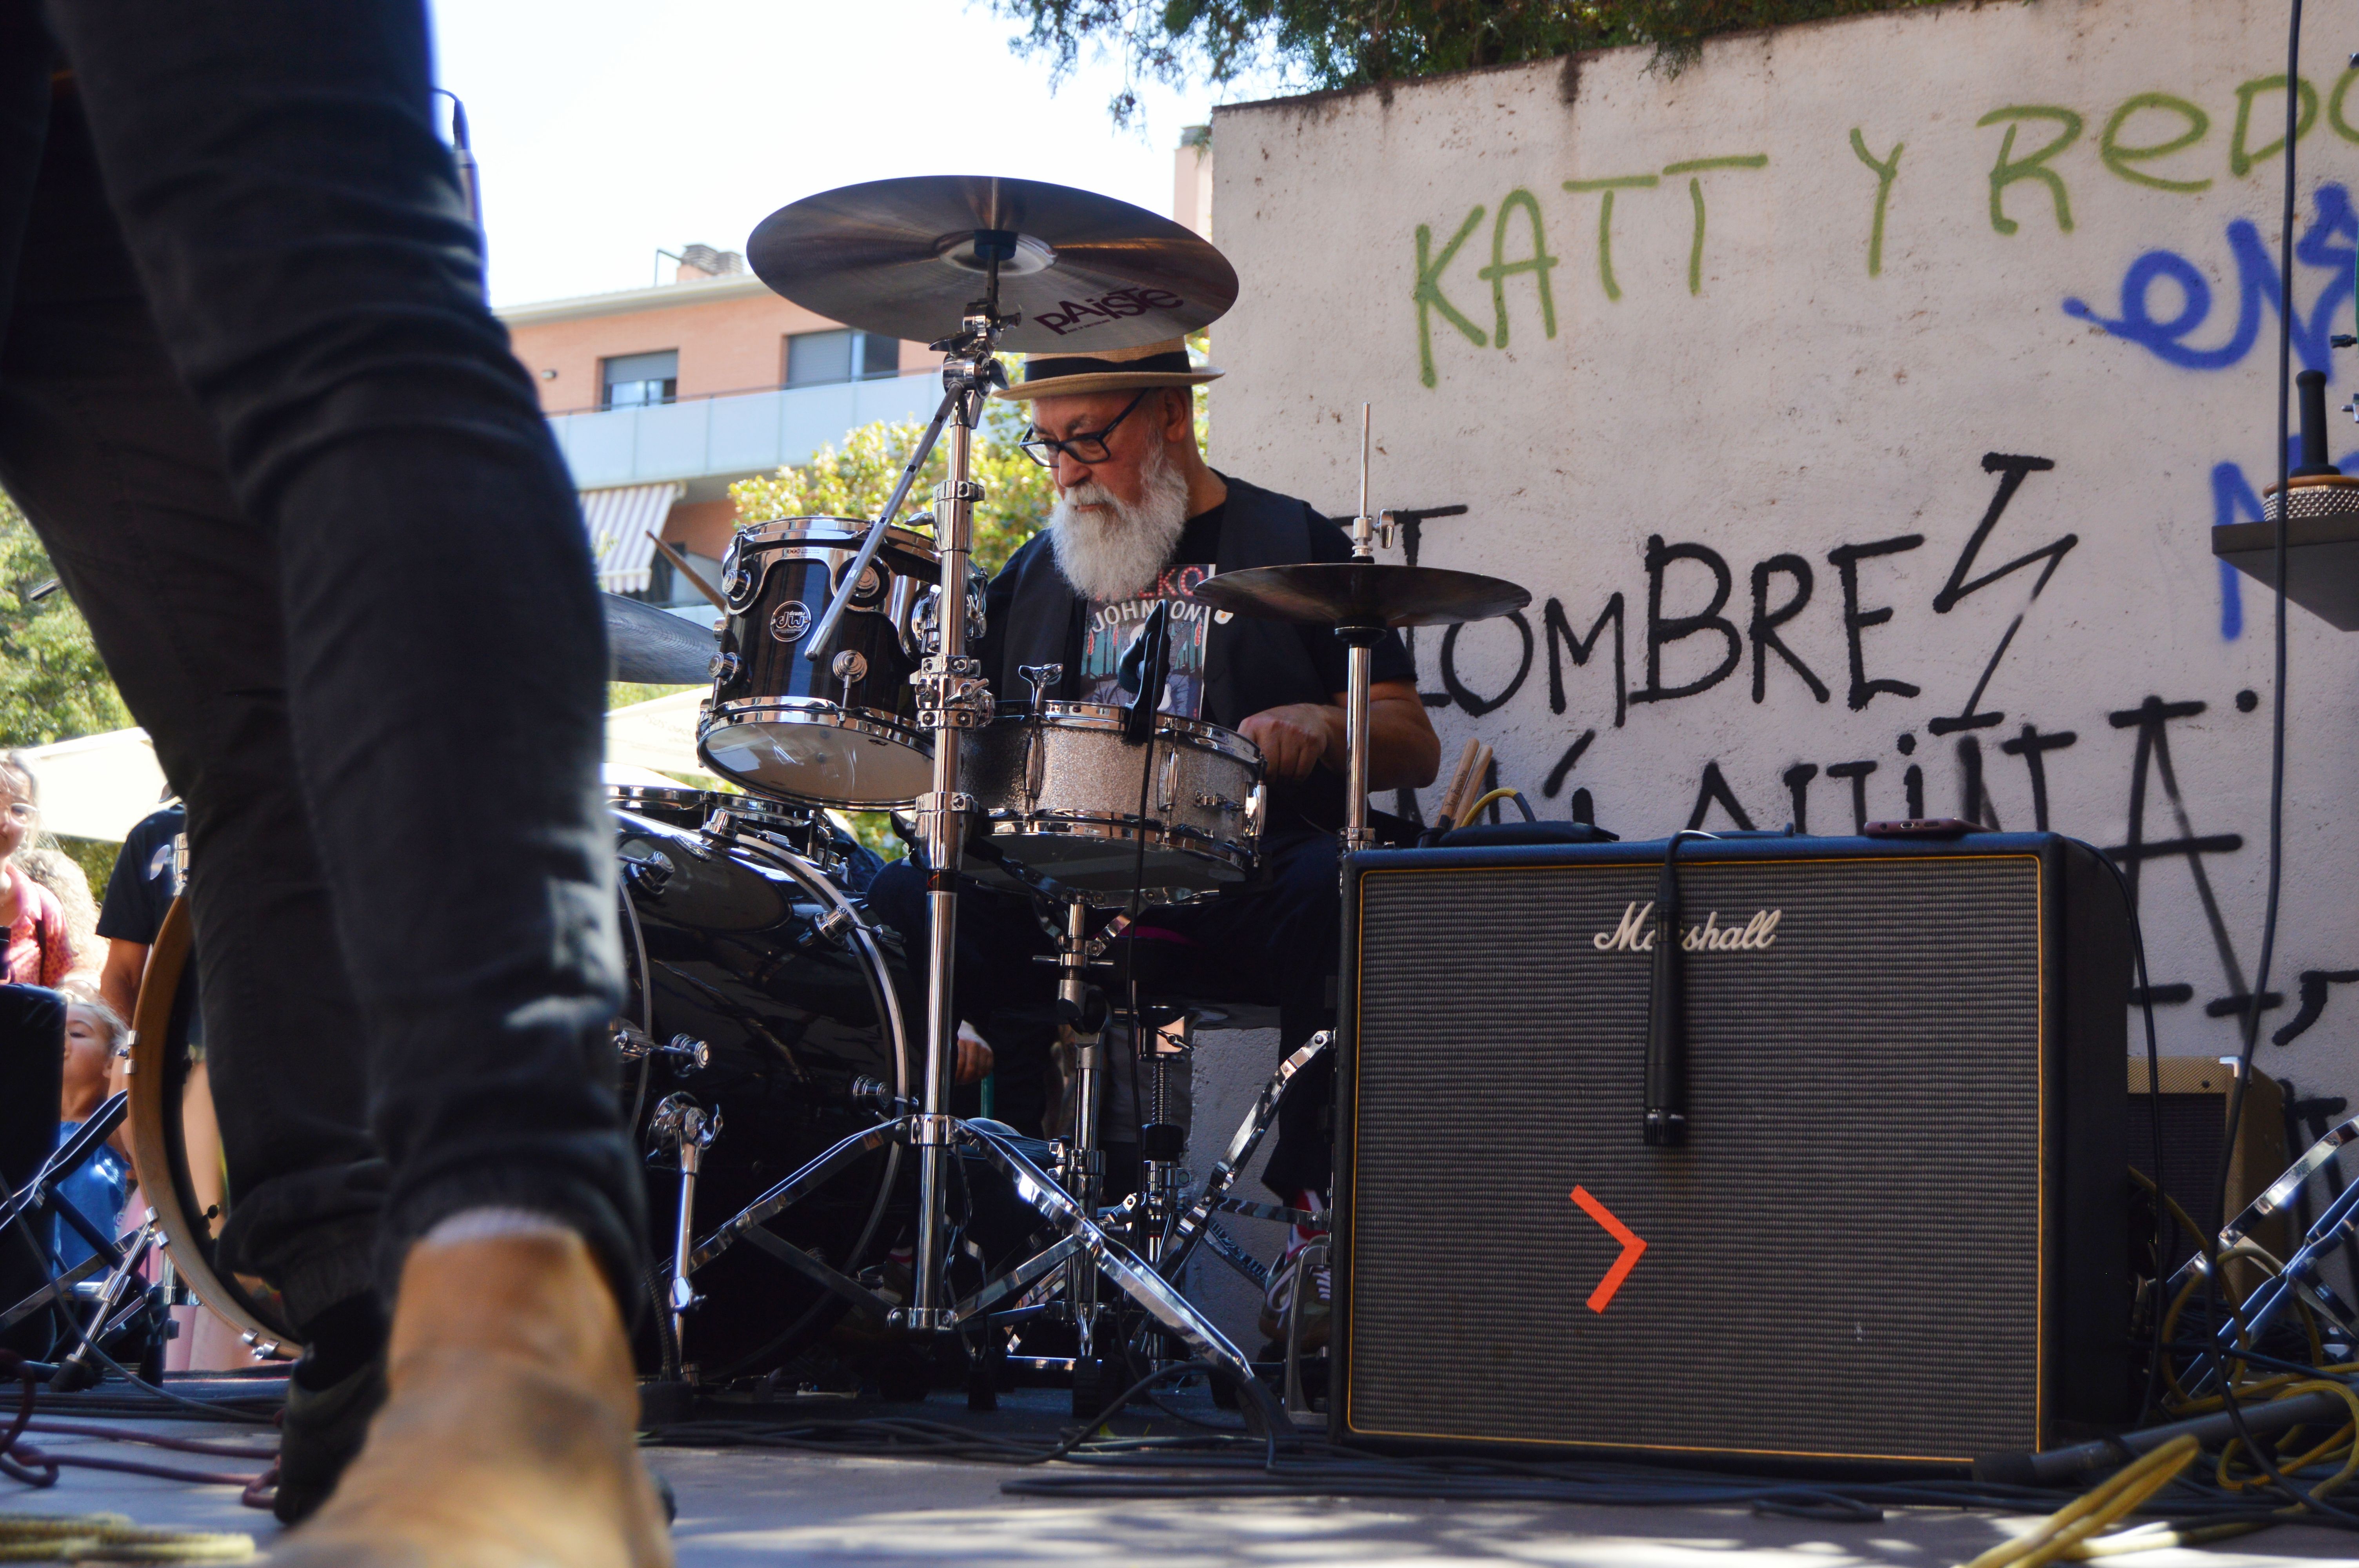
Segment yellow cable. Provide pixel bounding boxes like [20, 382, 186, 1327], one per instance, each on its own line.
[1954, 1436, 2200, 1568]
[1455, 787, 1518, 824]
[0, 1514, 253, 1562]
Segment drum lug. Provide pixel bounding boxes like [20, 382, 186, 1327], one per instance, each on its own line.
[708, 651, 741, 682]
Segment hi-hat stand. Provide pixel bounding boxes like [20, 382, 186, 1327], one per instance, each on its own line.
[680, 246, 1288, 1432]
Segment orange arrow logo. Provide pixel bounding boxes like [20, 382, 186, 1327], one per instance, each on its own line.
[1569, 1185, 1647, 1314]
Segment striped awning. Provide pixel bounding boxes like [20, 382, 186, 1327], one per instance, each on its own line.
[581, 482, 685, 593]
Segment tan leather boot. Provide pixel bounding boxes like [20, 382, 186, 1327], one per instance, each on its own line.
[266, 1228, 672, 1568]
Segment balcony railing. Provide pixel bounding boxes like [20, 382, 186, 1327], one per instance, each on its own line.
[545, 373, 940, 490]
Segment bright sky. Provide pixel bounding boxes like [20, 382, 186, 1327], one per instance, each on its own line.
[426, 0, 1294, 309]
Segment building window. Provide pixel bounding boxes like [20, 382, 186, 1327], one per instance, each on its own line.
[784, 329, 900, 388]
[602, 349, 678, 409]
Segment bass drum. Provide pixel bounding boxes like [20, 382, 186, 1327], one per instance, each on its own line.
[616, 807, 912, 1382]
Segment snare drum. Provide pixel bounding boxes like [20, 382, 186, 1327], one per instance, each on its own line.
[962, 702, 1264, 900]
[700, 518, 970, 808]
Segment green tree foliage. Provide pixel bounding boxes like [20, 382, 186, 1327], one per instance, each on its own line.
[730, 400, 1056, 576]
[994, 0, 1940, 105]
[0, 490, 129, 749]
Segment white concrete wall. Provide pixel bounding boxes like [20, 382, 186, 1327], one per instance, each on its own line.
[1201, 0, 2359, 1136]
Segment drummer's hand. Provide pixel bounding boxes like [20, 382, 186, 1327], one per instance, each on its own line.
[1239, 703, 1340, 780]
[956, 1022, 995, 1085]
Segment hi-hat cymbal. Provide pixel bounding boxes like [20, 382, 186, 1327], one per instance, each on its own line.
[1190, 562, 1532, 629]
[605, 593, 717, 685]
[747, 175, 1236, 353]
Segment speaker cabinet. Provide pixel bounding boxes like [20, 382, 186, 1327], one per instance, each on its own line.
[1335, 833, 2130, 1465]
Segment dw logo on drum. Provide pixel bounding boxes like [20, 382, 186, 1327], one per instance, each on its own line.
[771, 601, 812, 642]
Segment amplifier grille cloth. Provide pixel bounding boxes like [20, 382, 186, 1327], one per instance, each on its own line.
[1349, 856, 2043, 1460]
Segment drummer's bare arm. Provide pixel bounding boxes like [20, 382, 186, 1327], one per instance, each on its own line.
[1238, 680, 1440, 790]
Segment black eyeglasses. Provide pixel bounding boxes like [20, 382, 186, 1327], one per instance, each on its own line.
[1017, 392, 1151, 469]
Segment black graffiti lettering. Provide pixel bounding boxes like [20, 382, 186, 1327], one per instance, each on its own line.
[1749, 554, 1830, 705]
[1781, 762, 1819, 833]
[1543, 728, 1598, 797]
[1634, 537, 1740, 704]
[1957, 736, 2003, 830]
[2106, 695, 2263, 1019]
[1903, 762, 1925, 818]
[2274, 969, 2359, 1045]
[1928, 455, 2072, 736]
[1685, 760, 1757, 831]
[1439, 610, 1534, 717]
[1826, 535, 1924, 711]
[1544, 594, 1628, 728]
[1825, 759, 1879, 833]
[1998, 722, 2076, 830]
[1933, 455, 2068, 612]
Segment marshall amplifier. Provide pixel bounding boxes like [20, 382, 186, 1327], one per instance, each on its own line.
[1334, 832, 2130, 1466]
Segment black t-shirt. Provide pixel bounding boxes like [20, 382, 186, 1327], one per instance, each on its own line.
[96, 805, 183, 946]
[1043, 501, 1417, 713]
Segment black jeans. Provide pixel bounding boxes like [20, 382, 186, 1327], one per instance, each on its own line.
[867, 825, 1342, 1199]
[0, 2, 643, 1325]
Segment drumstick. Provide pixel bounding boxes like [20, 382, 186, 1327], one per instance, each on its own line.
[1437, 738, 1480, 825]
[1463, 744, 1493, 823]
[647, 531, 731, 615]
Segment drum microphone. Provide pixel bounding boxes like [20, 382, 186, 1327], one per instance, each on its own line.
[1118, 602, 1174, 745]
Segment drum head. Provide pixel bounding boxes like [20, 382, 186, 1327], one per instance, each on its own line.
[701, 710, 934, 807]
[971, 826, 1251, 901]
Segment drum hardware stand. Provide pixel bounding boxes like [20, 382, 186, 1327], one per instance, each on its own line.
[2175, 1110, 2359, 1392]
[1281, 1238, 1331, 1424]
[1340, 404, 1382, 863]
[648, 1094, 721, 1377]
[681, 249, 1289, 1432]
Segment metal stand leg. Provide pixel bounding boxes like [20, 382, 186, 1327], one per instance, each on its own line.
[649, 1094, 719, 1377]
[1161, 1033, 1330, 1280]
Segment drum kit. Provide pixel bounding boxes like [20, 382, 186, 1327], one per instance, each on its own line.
[135, 173, 1532, 1425]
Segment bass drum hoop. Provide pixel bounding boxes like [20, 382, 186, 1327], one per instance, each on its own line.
[622, 815, 909, 1380]
[126, 897, 302, 1355]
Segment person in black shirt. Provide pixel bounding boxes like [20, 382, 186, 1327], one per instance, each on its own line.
[869, 339, 1439, 1345]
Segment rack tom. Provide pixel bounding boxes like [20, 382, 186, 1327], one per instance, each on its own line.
[700, 518, 951, 808]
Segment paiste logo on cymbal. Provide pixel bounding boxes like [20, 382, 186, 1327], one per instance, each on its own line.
[1591, 902, 1782, 954]
[1033, 288, 1187, 337]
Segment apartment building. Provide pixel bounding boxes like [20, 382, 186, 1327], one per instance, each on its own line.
[498, 245, 935, 609]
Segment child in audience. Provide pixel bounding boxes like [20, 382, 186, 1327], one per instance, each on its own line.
[54, 985, 131, 1270]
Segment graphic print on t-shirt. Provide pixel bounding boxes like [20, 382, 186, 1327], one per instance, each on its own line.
[1080, 563, 1213, 718]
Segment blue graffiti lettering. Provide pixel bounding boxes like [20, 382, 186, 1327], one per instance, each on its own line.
[2065, 184, 2357, 372]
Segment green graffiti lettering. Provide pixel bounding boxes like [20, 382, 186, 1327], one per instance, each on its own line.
[2331, 67, 2359, 144]
[1476, 189, 1559, 348]
[2099, 93, 2212, 192]
[1563, 176, 1657, 302]
[1977, 106, 2082, 236]
[2231, 74, 2320, 176]
[1414, 207, 1487, 389]
[1848, 129, 1903, 278]
[1663, 155, 1767, 297]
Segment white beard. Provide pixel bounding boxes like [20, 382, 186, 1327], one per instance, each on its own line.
[1047, 446, 1190, 601]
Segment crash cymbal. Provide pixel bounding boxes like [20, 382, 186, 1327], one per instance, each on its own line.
[747, 175, 1235, 353]
[605, 593, 717, 685]
[1190, 562, 1532, 629]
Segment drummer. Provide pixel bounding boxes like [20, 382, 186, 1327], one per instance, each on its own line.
[869, 338, 1438, 1337]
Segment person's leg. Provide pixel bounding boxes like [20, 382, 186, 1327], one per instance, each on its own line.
[19, 5, 657, 1556]
[42, 0, 642, 1298]
[0, 78, 383, 1327]
[1147, 830, 1341, 1198]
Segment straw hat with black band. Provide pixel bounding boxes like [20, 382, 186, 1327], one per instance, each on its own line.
[992, 337, 1222, 402]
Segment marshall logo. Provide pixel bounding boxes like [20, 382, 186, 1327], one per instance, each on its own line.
[1592, 902, 1783, 953]
[1034, 287, 1186, 337]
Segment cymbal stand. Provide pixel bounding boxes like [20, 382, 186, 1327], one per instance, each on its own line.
[1340, 403, 1382, 859]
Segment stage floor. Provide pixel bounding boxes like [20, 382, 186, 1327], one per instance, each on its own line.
[13, 1391, 2359, 1566]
